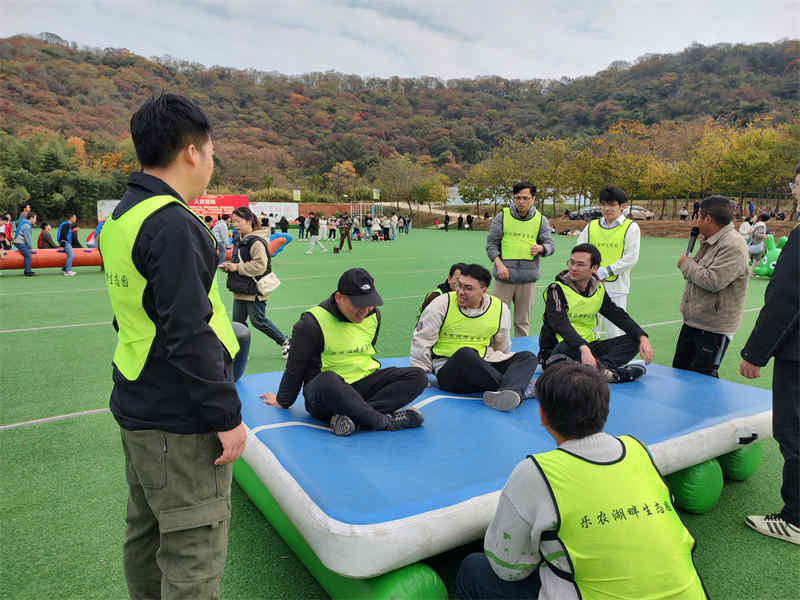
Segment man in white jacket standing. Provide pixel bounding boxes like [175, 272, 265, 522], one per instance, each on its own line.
[577, 186, 640, 338]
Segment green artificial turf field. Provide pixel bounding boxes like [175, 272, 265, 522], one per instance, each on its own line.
[1, 227, 797, 599]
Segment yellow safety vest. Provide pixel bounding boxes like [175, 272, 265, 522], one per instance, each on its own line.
[531, 436, 707, 599]
[99, 195, 239, 381]
[545, 281, 605, 343]
[432, 292, 502, 358]
[500, 207, 543, 260]
[307, 305, 380, 384]
[587, 218, 633, 282]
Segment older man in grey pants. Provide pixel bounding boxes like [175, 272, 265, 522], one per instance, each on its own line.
[486, 181, 555, 337]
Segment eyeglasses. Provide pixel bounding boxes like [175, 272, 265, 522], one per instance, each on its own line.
[567, 259, 590, 268]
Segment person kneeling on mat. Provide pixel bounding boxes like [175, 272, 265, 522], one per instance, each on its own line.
[261, 268, 427, 436]
[539, 243, 653, 382]
[410, 263, 538, 411]
[456, 362, 709, 600]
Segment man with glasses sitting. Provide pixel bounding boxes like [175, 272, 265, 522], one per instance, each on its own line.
[539, 243, 653, 383]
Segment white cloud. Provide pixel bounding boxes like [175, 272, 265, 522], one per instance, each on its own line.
[2, 0, 797, 79]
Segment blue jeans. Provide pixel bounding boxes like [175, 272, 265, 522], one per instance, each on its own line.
[456, 552, 542, 599]
[16, 241, 32, 273]
[63, 241, 74, 272]
[232, 299, 287, 345]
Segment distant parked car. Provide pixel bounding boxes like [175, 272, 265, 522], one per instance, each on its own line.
[568, 206, 603, 220]
[624, 205, 655, 220]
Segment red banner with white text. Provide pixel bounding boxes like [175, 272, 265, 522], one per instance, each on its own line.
[189, 195, 248, 219]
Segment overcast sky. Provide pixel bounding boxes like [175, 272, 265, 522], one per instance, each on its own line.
[3, 1, 798, 79]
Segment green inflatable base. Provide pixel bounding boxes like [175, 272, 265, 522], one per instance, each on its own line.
[718, 442, 763, 481]
[233, 459, 448, 600]
[665, 458, 724, 515]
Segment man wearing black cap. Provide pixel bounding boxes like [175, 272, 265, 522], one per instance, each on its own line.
[261, 268, 427, 436]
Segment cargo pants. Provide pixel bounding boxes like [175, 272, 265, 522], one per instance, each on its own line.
[121, 429, 233, 599]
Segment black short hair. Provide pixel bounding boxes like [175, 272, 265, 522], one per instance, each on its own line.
[18, 203, 29, 212]
[512, 181, 536, 196]
[758, 213, 770, 222]
[40, 221, 49, 228]
[460, 263, 491, 287]
[220, 213, 229, 220]
[232, 206, 260, 230]
[535, 362, 609, 439]
[598, 186, 627, 205]
[572, 243, 601, 267]
[130, 93, 211, 169]
[699, 195, 732, 226]
[204, 215, 213, 223]
[449, 262, 467, 277]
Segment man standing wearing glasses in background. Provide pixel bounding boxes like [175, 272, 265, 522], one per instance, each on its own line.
[539, 244, 653, 383]
[486, 181, 554, 337]
[672, 196, 749, 377]
[576, 186, 640, 338]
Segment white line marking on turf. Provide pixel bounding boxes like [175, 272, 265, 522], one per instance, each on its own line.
[0, 321, 109, 334]
[640, 307, 760, 328]
[0, 408, 109, 430]
[0, 287, 108, 297]
[413, 394, 465, 409]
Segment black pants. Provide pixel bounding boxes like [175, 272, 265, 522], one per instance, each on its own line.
[546, 335, 638, 371]
[775, 358, 800, 525]
[303, 367, 427, 430]
[338, 230, 352, 251]
[436, 347, 538, 397]
[672, 323, 730, 377]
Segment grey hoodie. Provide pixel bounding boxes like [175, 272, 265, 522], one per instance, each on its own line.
[486, 205, 555, 283]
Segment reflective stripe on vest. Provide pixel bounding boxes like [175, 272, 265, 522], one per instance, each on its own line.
[544, 281, 604, 343]
[307, 305, 380, 384]
[531, 436, 706, 600]
[432, 292, 502, 358]
[587, 218, 633, 282]
[99, 195, 239, 381]
[500, 207, 543, 260]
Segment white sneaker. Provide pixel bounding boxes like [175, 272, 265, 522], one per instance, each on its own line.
[745, 514, 800, 545]
[63, 271, 77, 276]
[321, 248, 328, 252]
[305, 251, 312, 255]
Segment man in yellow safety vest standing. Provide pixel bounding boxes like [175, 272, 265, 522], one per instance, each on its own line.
[261, 268, 427, 436]
[456, 362, 708, 599]
[411, 264, 539, 411]
[100, 93, 246, 598]
[486, 181, 554, 337]
[577, 186, 641, 338]
[539, 244, 653, 383]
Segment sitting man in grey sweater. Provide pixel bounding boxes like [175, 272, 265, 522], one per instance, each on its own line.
[457, 362, 708, 600]
[410, 263, 538, 411]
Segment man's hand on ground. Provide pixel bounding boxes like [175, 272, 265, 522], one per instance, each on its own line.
[260, 392, 282, 407]
[215, 423, 246, 465]
[638, 336, 654, 364]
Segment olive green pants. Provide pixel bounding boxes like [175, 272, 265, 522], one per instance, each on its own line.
[121, 429, 232, 600]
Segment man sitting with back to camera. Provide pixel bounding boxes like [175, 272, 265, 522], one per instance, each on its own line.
[261, 268, 427, 436]
[410, 263, 538, 411]
[539, 243, 653, 383]
[456, 362, 708, 599]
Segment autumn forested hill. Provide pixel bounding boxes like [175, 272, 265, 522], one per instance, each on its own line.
[1, 34, 798, 191]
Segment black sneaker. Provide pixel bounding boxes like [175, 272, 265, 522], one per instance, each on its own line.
[387, 407, 424, 431]
[330, 414, 356, 437]
[611, 364, 647, 383]
[24, 271, 36, 277]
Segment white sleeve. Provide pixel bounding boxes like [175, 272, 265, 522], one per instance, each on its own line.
[409, 294, 448, 373]
[490, 302, 513, 353]
[576, 223, 589, 245]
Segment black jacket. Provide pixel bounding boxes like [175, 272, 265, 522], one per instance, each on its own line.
[107, 172, 241, 434]
[276, 294, 381, 408]
[539, 271, 647, 359]
[741, 227, 800, 365]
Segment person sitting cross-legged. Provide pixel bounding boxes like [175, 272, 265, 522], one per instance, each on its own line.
[261, 268, 427, 436]
[410, 263, 538, 411]
[456, 362, 709, 600]
[539, 243, 653, 383]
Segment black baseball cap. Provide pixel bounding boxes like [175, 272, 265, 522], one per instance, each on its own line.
[337, 268, 383, 307]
